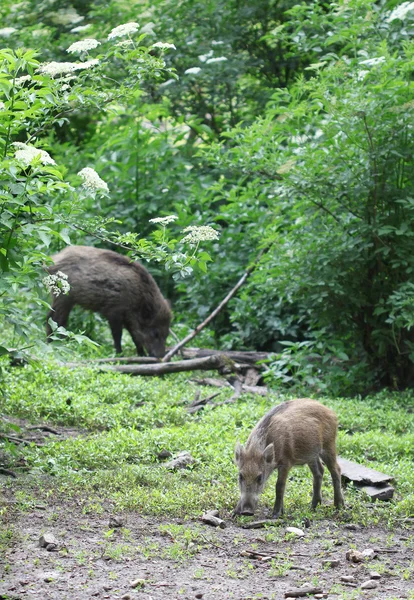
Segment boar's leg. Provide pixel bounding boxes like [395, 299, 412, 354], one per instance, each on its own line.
[308, 457, 324, 508]
[321, 448, 344, 508]
[272, 464, 290, 518]
[124, 322, 145, 356]
[108, 317, 123, 355]
[46, 298, 73, 340]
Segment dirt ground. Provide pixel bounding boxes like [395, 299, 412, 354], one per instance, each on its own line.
[0, 493, 413, 600]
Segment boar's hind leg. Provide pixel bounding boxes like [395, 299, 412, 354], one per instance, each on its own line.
[108, 317, 123, 354]
[321, 448, 344, 508]
[272, 465, 290, 518]
[46, 297, 72, 339]
[308, 458, 324, 508]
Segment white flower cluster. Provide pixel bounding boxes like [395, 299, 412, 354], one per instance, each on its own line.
[49, 8, 84, 26]
[181, 226, 219, 244]
[43, 271, 70, 297]
[67, 39, 101, 54]
[184, 67, 201, 75]
[14, 75, 31, 86]
[12, 142, 56, 166]
[108, 22, 139, 40]
[205, 56, 227, 64]
[0, 27, 17, 36]
[38, 59, 99, 77]
[152, 42, 176, 50]
[386, 1, 414, 22]
[359, 56, 386, 67]
[70, 24, 91, 33]
[149, 215, 178, 225]
[115, 39, 134, 48]
[77, 167, 109, 192]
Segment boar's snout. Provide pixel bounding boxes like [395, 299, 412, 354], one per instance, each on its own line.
[143, 326, 168, 358]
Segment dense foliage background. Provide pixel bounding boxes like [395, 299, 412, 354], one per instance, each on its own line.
[1, 0, 414, 394]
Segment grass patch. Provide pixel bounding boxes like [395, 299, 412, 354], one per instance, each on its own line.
[1, 361, 414, 527]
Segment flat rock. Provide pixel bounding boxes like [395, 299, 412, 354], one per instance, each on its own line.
[164, 451, 195, 470]
[322, 559, 340, 567]
[362, 548, 375, 559]
[284, 586, 323, 598]
[286, 526, 305, 537]
[338, 457, 393, 484]
[359, 484, 395, 501]
[340, 576, 356, 583]
[369, 571, 381, 580]
[361, 580, 378, 590]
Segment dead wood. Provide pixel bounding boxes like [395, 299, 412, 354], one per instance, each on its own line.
[26, 425, 60, 435]
[192, 377, 232, 388]
[102, 354, 232, 376]
[181, 348, 271, 365]
[0, 467, 16, 478]
[0, 434, 43, 447]
[163, 246, 272, 362]
[186, 392, 223, 413]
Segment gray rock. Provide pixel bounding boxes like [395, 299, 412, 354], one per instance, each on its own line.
[340, 575, 356, 583]
[286, 526, 305, 537]
[164, 451, 195, 470]
[109, 515, 124, 528]
[39, 533, 58, 549]
[369, 571, 381, 580]
[362, 548, 375, 559]
[361, 580, 378, 590]
[322, 559, 340, 567]
[346, 549, 364, 563]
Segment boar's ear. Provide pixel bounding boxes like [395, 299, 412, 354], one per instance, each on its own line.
[234, 442, 245, 465]
[263, 443, 275, 465]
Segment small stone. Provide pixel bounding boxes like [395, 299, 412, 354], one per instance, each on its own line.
[121, 595, 131, 600]
[157, 449, 172, 460]
[369, 571, 381, 580]
[130, 579, 146, 589]
[109, 516, 124, 528]
[164, 451, 195, 470]
[44, 576, 54, 583]
[315, 596, 324, 599]
[340, 576, 356, 583]
[344, 524, 360, 531]
[39, 533, 58, 548]
[195, 594, 203, 599]
[361, 580, 378, 590]
[103, 585, 112, 591]
[362, 548, 375, 560]
[322, 559, 340, 568]
[346, 549, 364, 563]
[286, 526, 305, 537]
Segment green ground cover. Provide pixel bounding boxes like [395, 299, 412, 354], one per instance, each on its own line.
[1, 362, 413, 527]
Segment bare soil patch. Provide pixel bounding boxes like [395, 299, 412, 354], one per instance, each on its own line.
[1, 492, 412, 600]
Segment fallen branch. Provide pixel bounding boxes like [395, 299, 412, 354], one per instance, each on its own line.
[26, 425, 60, 435]
[181, 348, 271, 365]
[0, 467, 16, 478]
[103, 354, 232, 376]
[163, 247, 271, 362]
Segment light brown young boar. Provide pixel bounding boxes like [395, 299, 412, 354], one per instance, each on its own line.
[46, 245, 172, 358]
[234, 399, 344, 518]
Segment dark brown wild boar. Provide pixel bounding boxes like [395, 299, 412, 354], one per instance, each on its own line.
[234, 398, 344, 518]
[46, 245, 172, 358]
